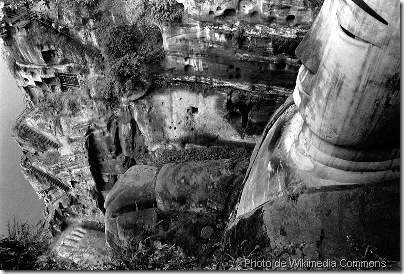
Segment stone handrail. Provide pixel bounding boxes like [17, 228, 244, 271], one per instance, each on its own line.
[17, 123, 59, 149]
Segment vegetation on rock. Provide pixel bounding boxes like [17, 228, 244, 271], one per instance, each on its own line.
[0, 219, 50, 270]
[144, 0, 184, 25]
[304, 0, 325, 17]
[37, 94, 64, 117]
[272, 35, 303, 57]
[95, 14, 164, 107]
[2, 218, 398, 270]
[0, 218, 250, 270]
[0, 0, 353, 271]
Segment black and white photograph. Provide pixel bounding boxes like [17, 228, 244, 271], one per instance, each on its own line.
[0, 0, 400, 270]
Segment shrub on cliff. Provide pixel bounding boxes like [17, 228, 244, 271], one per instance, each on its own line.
[0, 217, 239, 270]
[56, 0, 99, 8]
[100, 23, 163, 63]
[271, 35, 302, 57]
[100, 24, 143, 62]
[37, 94, 64, 117]
[304, 0, 324, 17]
[0, 218, 100, 270]
[67, 97, 82, 116]
[108, 54, 147, 86]
[1, 219, 396, 270]
[98, 22, 163, 107]
[102, 54, 150, 103]
[107, 0, 183, 25]
[0, 219, 51, 270]
[145, 0, 184, 25]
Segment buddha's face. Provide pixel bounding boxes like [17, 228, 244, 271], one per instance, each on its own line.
[293, 0, 400, 148]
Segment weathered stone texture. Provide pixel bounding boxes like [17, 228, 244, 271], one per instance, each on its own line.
[226, 182, 400, 263]
[156, 160, 236, 212]
[226, 0, 400, 263]
[53, 225, 107, 265]
[2, 0, 320, 261]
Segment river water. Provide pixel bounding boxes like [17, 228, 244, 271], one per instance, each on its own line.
[0, 44, 44, 237]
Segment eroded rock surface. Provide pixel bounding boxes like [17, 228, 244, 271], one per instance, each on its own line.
[226, 182, 400, 263]
[224, 0, 400, 265]
[105, 165, 158, 247]
[156, 160, 236, 212]
[104, 159, 246, 251]
[2, 0, 319, 263]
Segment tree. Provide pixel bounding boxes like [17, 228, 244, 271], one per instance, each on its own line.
[98, 22, 164, 107]
[100, 24, 143, 61]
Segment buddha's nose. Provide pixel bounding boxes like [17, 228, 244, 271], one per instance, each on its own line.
[295, 33, 323, 74]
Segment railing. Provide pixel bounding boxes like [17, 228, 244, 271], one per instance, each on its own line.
[29, 165, 70, 192]
[57, 73, 80, 87]
[17, 123, 59, 149]
[26, 9, 103, 59]
[4, 7, 30, 22]
[15, 107, 31, 126]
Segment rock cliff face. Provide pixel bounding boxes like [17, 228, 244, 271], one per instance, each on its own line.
[2, 0, 317, 259]
[225, 0, 400, 264]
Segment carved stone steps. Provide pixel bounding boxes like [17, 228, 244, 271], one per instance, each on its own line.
[29, 165, 70, 192]
[18, 124, 59, 149]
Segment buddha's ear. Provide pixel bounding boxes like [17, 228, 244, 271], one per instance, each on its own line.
[295, 0, 335, 74]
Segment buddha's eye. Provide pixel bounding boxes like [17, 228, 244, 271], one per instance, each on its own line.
[351, 0, 388, 26]
[340, 24, 355, 39]
[339, 23, 371, 44]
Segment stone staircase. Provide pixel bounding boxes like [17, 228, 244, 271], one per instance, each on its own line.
[17, 123, 59, 149]
[22, 5, 103, 60]
[29, 165, 70, 192]
[15, 107, 31, 124]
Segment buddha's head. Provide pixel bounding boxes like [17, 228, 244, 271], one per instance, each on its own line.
[293, 0, 400, 148]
